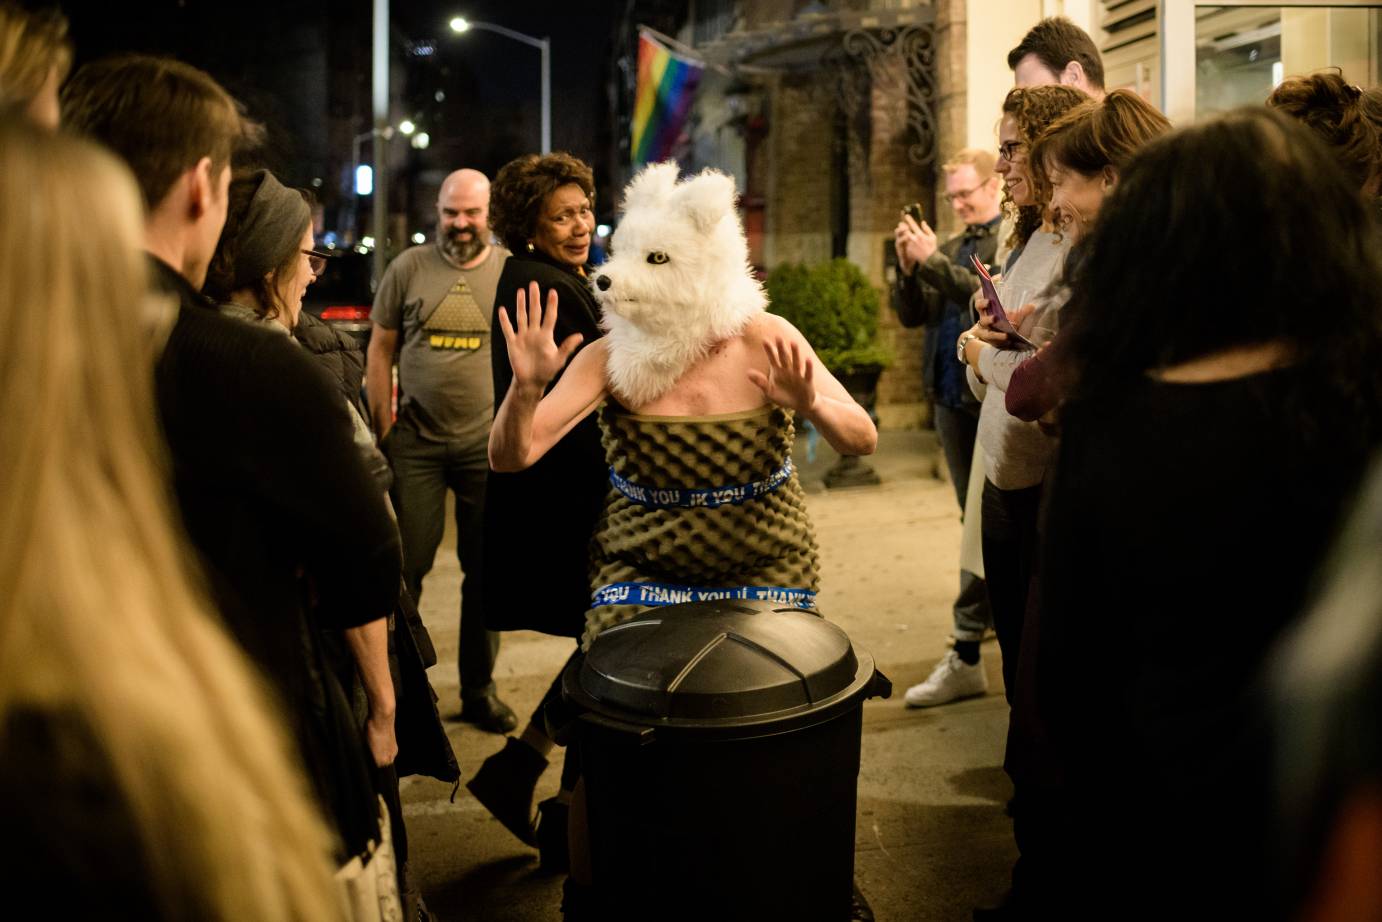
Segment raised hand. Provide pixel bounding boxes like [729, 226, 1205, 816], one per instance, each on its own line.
[972, 299, 1036, 347]
[894, 214, 939, 274]
[496, 280, 583, 394]
[748, 337, 817, 416]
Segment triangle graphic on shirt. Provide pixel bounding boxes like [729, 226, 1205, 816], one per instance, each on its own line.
[424, 279, 489, 333]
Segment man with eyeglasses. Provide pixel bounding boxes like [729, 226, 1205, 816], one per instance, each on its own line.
[892, 148, 1003, 708]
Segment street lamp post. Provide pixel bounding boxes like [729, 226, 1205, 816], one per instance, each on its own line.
[372, 0, 389, 285]
[449, 16, 551, 154]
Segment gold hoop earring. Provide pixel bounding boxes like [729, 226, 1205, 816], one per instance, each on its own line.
[526, 241, 535, 253]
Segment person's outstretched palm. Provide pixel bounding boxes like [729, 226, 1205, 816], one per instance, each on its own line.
[497, 280, 583, 393]
[748, 337, 817, 416]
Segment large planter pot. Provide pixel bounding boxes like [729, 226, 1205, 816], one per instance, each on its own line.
[823, 365, 882, 489]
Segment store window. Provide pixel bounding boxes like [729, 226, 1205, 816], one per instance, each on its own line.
[1163, 0, 1381, 122]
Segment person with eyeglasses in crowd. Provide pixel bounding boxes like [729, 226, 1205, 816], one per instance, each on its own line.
[202, 170, 385, 489]
[891, 149, 1004, 709]
[203, 168, 460, 918]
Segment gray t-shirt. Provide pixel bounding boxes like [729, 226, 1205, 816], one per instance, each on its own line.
[372, 242, 508, 445]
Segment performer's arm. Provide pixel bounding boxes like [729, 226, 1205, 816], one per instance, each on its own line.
[490, 281, 607, 472]
[749, 314, 878, 457]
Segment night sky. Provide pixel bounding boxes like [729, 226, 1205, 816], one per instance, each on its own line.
[54, 0, 630, 229]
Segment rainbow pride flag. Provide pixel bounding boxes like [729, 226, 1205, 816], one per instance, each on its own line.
[631, 29, 704, 165]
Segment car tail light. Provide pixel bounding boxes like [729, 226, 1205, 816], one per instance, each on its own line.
[321, 305, 371, 321]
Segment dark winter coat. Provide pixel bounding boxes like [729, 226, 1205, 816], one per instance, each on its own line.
[151, 257, 400, 858]
[484, 251, 606, 636]
[289, 314, 455, 783]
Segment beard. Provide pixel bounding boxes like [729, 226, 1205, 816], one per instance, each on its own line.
[440, 227, 485, 265]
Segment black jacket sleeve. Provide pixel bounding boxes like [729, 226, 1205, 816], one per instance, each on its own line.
[156, 261, 401, 632]
[892, 234, 977, 328]
[231, 329, 402, 628]
[915, 237, 982, 306]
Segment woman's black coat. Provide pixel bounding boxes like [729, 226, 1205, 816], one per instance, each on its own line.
[483, 251, 606, 636]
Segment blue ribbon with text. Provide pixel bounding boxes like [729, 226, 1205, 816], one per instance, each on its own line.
[609, 458, 794, 509]
[591, 581, 817, 610]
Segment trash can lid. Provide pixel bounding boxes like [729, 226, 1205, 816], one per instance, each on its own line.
[571, 600, 872, 728]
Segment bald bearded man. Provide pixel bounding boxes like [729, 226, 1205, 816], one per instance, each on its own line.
[367, 168, 517, 733]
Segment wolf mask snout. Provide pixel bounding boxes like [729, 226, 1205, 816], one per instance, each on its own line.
[595, 274, 612, 291]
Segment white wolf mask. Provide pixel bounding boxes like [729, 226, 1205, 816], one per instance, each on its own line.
[591, 162, 766, 406]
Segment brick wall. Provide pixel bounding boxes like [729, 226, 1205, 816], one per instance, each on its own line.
[753, 0, 972, 428]
[762, 73, 835, 269]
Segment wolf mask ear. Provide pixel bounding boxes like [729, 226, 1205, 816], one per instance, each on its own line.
[622, 161, 681, 212]
[673, 169, 736, 233]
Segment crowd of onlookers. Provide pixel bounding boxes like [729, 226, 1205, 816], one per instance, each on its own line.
[1, 5, 433, 919]
[3, 2, 1382, 920]
[894, 16, 1382, 921]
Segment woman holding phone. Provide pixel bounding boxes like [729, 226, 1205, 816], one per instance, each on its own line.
[954, 85, 1085, 712]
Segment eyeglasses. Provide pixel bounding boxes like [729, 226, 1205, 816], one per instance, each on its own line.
[302, 249, 332, 276]
[997, 141, 1025, 163]
[945, 184, 987, 203]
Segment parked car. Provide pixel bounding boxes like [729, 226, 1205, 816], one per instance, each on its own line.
[302, 249, 374, 349]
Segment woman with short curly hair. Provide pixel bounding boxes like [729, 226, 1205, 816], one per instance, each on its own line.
[954, 86, 1086, 707]
[469, 151, 605, 873]
[998, 83, 1089, 252]
[489, 152, 597, 256]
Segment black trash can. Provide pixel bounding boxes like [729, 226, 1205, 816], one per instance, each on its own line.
[563, 599, 891, 922]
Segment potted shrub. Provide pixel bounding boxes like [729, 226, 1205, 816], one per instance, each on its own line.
[765, 258, 891, 487]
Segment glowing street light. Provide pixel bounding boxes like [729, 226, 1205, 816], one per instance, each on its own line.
[398, 119, 416, 136]
[447, 15, 549, 153]
[411, 131, 430, 150]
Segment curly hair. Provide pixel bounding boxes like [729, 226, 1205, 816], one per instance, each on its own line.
[203, 172, 311, 325]
[489, 152, 596, 254]
[1000, 85, 1089, 249]
[1268, 69, 1382, 193]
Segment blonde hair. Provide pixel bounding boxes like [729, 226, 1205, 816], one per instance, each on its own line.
[0, 115, 342, 921]
[942, 147, 997, 181]
[0, 3, 70, 112]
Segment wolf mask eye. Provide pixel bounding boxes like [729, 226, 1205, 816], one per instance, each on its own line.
[646, 251, 669, 265]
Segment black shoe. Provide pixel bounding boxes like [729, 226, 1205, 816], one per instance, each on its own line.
[535, 797, 570, 874]
[465, 737, 547, 845]
[459, 693, 519, 734]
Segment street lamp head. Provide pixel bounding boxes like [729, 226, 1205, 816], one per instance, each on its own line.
[449, 16, 470, 33]
[398, 119, 416, 136]
[412, 132, 431, 150]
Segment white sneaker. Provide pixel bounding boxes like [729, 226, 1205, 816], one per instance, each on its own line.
[904, 650, 988, 707]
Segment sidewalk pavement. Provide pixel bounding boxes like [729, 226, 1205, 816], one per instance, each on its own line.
[401, 429, 1016, 921]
